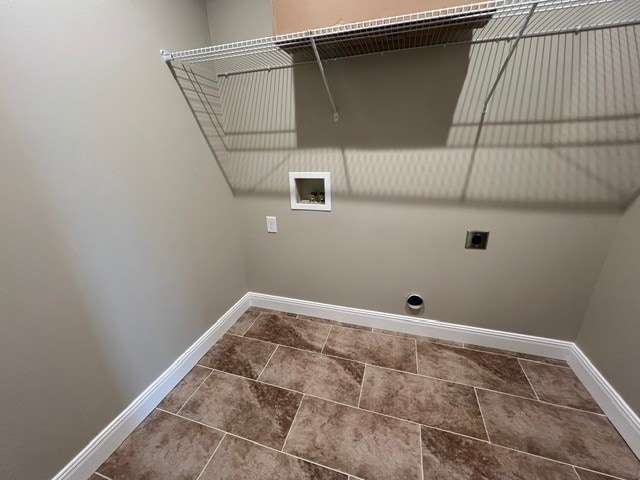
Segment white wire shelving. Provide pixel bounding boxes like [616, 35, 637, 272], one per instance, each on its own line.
[164, 0, 640, 75]
[161, 0, 640, 203]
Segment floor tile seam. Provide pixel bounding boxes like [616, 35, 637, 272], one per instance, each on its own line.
[159, 405, 617, 479]
[368, 363, 541, 407]
[373, 329, 462, 347]
[414, 339, 420, 378]
[400, 363, 606, 416]
[251, 310, 568, 367]
[474, 387, 492, 443]
[495, 442, 631, 480]
[418, 424, 626, 479]
[224, 332, 369, 366]
[281, 393, 306, 453]
[321, 325, 333, 353]
[357, 364, 367, 408]
[201, 367, 359, 409]
[296, 314, 372, 332]
[175, 370, 215, 416]
[238, 314, 260, 335]
[156, 407, 352, 477]
[572, 466, 582, 480]
[471, 382, 608, 416]
[419, 419, 425, 480]
[195, 432, 226, 480]
[227, 332, 324, 354]
[207, 366, 490, 443]
[460, 342, 570, 368]
[256, 344, 279, 381]
[572, 465, 629, 480]
[518, 357, 541, 401]
[517, 360, 604, 415]
[517, 356, 573, 370]
[93, 472, 111, 480]
[198, 340, 606, 417]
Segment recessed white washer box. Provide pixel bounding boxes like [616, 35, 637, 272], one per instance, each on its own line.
[289, 172, 331, 211]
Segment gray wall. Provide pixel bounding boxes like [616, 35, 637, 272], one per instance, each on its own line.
[576, 196, 640, 414]
[0, 1, 247, 478]
[206, 0, 629, 339]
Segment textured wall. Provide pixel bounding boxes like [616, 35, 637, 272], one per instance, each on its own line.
[206, 0, 628, 339]
[576, 196, 640, 415]
[0, 1, 247, 478]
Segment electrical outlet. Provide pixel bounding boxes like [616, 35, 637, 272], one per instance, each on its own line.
[266, 216, 277, 233]
[465, 231, 489, 249]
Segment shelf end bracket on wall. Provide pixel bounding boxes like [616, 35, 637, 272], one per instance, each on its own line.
[310, 36, 339, 121]
[482, 2, 537, 114]
[160, 49, 173, 63]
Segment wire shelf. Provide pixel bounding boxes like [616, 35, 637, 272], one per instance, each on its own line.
[163, 0, 640, 206]
[165, 0, 640, 76]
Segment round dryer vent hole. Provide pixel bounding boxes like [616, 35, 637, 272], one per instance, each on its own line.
[406, 294, 424, 311]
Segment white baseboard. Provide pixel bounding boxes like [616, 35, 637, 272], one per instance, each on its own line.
[567, 345, 640, 458]
[53, 291, 640, 480]
[53, 293, 251, 480]
[250, 292, 640, 457]
[249, 292, 575, 361]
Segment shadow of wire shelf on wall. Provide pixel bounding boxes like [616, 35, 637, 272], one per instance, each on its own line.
[160, 0, 640, 209]
[289, 172, 331, 211]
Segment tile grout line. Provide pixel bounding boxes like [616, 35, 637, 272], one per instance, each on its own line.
[357, 364, 367, 408]
[198, 367, 486, 441]
[280, 394, 305, 453]
[92, 472, 111, 480]
[199, 337, 606, 416]
[245, 308, 569, 367]
[156, 407, 352, 477]
[320, 325, 333, 354]
[358, 362, 606, 417]
[239, 314, 260, 336]
[256, 344, 279, 382]
[157, 398, 622, 480]
[175, 370, 214, 416]
[414, 339, 419, 373]
[572, 466, 582, 479]
[518, 358, 541, 401]
[460, 342, 570, 368]
[195, 433, 226, 480]
[419, 425, 425, 480]
[474, 387, 492, 443]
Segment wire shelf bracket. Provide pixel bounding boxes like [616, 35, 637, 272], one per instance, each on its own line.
[310, 37, 340, 121]
[482, 2, 537, 114]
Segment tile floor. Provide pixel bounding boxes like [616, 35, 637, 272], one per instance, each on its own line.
[94, 308, 640, 480]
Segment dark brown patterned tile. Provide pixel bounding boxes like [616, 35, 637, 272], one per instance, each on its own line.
[462, 343, 568, 367]
[158, 365, 211, 413]
[477, 390, 640, 479]
[227, 309, 260, 335]
[259, 346, 364, 406]
[421, 426, 578, 479]
[200, 435, 346, 480]
[244, 313, 331, 352]
[198, 334, 276, 379]
[359, 366, 488, 440]
[575, 468, 622, 479]
[97, 409, 223, 479]
[323, 326, 417, 373]
[416, 342, 535, 398]
[372, 328, 463, 346]
[297, 314, 372, 331]
[520, 360, 603, 413]
[180, 370, 302, 449]
[284, 396, 422, 480]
